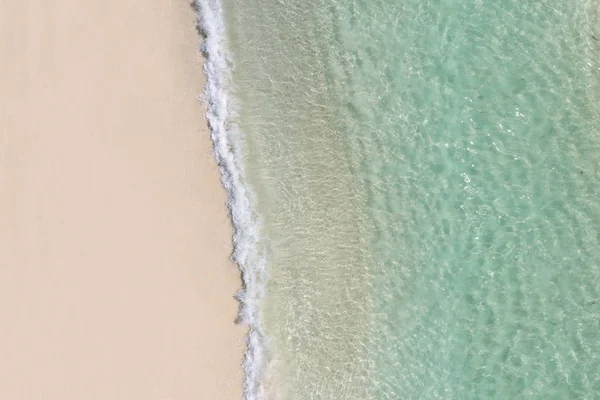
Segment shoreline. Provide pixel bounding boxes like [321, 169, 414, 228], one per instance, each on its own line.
[0, 1, 245, 399]
[195, 1, 266, 398]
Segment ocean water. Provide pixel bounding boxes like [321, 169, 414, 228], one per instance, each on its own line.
[197, 0, 600, 398]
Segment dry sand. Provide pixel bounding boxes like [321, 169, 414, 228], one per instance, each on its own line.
[0, 1, 244, 399]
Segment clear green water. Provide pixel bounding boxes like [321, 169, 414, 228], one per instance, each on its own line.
[218, 0, 600, 397]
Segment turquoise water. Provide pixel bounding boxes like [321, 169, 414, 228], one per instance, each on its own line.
[200, 0, 600, 398]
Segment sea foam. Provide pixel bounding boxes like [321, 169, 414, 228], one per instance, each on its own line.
[194, 1, 268, 398]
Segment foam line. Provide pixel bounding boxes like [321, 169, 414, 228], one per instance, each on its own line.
[194, 1, 268, 398]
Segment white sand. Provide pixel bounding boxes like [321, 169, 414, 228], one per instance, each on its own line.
[0, 1, 244, 398]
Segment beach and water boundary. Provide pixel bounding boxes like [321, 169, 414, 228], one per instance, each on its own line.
[195, 0, 267, 398]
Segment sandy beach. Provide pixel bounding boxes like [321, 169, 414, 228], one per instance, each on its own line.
[0, 1, 244, 399]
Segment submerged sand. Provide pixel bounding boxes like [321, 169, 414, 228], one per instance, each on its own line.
[0, 1, 244, 399]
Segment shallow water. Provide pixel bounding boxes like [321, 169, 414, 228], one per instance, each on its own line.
[201, 0, 600, 397]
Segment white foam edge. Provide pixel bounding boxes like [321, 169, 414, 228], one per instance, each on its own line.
[194, 1, 269, 399]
